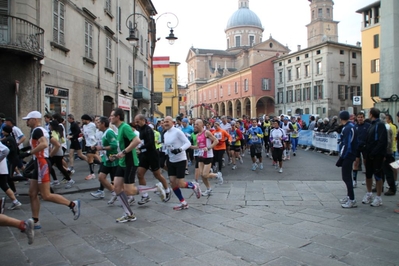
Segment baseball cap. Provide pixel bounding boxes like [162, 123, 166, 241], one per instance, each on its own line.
[284, 116, 289, 120]
[339, 111, 350, 120]
[81, 114, 92, 121]
[0, 113, 5, 120]
[22, 111, 42, 120]
[182, 118, 189, 123]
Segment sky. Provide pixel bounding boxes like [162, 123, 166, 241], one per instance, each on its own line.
[151, 0, 376, 85]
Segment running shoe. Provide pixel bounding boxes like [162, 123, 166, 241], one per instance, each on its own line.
[71, 200, 81, 220]
[293, 152, 296, 156]
[361, 193, 373, 204]
[370, 197, 382, 207]
[173, 203, 189, 211]
[90, 190, 105, 199]
[8, 201, 22, 210]
[61, 178, 68, 184]
[353, 180, 357, 188]
[341, 199, 357, 208]
[34, 222, 41, 230]
[232, 164, 237, 170]
[116, 213, 137, 223]
[51, 180, 60, 186]
[188, 160, 192, 167]
[65, 179, 75, 189]
[282, 156, 286, 161]
[185, 169, 189, 175]
[163, 192, 171, 202]
[259, 163, 264, 170]
[339, 196, 349, 204]
[279, 168, 283, 173]
[251, 163, 257, 171]
[85, 174, 96, 180]
[228, 159, 232, 165]
[128, 196, 135, 205]
[138, 195, 151, 205]
[193, 182, 201, 199]
[201, 189, 212, 197]
[24, 218, 34, 245]
[217, 172, 223, 185]
[0, 197, 5, 214]
[239, 157, 243, 164]
[108, 194, 118, 205]
[156, 182, 166, 201]
[286, 156, 290, 160]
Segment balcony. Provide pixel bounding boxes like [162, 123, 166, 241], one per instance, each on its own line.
[133, 85, 151, 103]
[0, 15, 44, 59]
[153, 92, 163, 104]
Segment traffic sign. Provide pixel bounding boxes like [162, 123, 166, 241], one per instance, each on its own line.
[353, 96, 361, 106]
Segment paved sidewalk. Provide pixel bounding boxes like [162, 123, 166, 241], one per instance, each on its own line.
[1, 153, 399, 265]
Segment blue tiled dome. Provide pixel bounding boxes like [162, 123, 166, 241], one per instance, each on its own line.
[226, 7, 263, 30]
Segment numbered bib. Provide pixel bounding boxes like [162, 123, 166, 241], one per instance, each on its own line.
[252, 136, 259, 142]
[214, 132, 222, 140]
[194, 149, 200, 156]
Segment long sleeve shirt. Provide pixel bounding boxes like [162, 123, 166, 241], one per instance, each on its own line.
[137, 124, 156, 152]
[364, 118, 387, 157]
[339, 122, 357, 160]
[0, 142, 10, 175]
[163, 126, 191, 163]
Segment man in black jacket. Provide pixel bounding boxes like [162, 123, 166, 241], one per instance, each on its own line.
[66, 114, 87, 174]
[362, 108, 387, 207]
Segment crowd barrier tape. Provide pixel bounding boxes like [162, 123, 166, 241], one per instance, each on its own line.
[298, 130, 340, 151]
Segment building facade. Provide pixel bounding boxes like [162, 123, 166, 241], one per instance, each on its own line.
[185, 0, 289, 118]
[0, 0, 156, 130]
[274, 0, 362, 118]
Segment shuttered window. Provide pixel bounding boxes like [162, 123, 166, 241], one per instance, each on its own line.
[53, 0, 65, 45]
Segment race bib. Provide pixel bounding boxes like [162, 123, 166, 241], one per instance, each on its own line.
[252, 136, 259, 142]
[197, 149, 204, 157]
[232, 136, 236, 142]
[214, 132, 222, 140]
[274, 139, 280, 145]
[194, 149, 200, 156]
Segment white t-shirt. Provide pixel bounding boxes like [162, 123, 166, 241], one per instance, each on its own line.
[163, 126, 191, 163]
[59, 123, 67, 149]
[0, 142, 9, 174]
[12, 126, 25, 149]
[220, 122, 231, 133]
[83, 122, 97, 147]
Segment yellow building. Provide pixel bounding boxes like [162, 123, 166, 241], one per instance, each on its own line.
[153, 57, 180, 118]
[357, 1, 381, 110]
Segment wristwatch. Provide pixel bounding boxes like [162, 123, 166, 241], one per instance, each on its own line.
[122, 149, 127, 154]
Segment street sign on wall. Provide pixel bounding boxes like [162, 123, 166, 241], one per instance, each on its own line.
[353, 96, 361, 106]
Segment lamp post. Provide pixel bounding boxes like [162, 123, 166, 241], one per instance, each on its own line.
[126, 11, 179, 120]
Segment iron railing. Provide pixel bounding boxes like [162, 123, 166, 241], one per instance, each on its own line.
[0, 15, 44, 58]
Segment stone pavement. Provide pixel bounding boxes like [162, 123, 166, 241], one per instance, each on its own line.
[1, 150, 399, 266]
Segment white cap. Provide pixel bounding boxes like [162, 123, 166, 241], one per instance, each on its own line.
[22, 111, 42, 120]
[148, 124, 154, 129]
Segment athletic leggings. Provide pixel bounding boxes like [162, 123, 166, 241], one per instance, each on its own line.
[51, 156, 71, 181]
[212, 149, 225, 172]
[341, 158, 354, 200]
[7, 160, 18, 192]
[0, 174, 11, 193]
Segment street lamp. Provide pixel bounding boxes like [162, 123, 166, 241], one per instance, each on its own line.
[155, 12, 179, 45]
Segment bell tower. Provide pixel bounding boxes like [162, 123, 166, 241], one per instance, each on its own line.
[306, 0, 339, 47]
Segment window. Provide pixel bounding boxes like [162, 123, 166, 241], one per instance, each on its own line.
[316, 50, 321, 55]
[288, 69, 292, 81]
[166, 107, 172, 117]
[262, 78, 270, 90]
[235, 36, 241, 47]
[326, 8, 330, 17]
[305, 108, 310, 114]
[314, 81, 323, 99]
[128, 65, 132, 87]
[305, 54, 309, 58]
[105, 0, 112, 13]
[374, 34, 379, 48]
[53, 0, 65, 45]
[287, 90, 293, 103]
[208, 90, 211, 100]
[106, 37, 112, 69]
[288, 59, 291, 64]
[296, 66, 301, 79]
[338, 85, 345, 100]
[296, 89, 301, 102]
[278, 90, 284, 104]
[117, 58, 121, 82]
[214, 89, 217, 99]
[220, 87, 223, 98]
[316, 61, 322, 74]
[235, 82, 238, 93]
[305, 64, 310, 77]
[228, 84, 231, 95]
[375, 7, 380, 24]
[244, 79, 249, 91]
[136, 70, 143, 86]
[117, 7, 121, 31]
[140, 35, 143, 54]
[340, 62, 345, 75]
[371, 59, 380, 73]
[84, 21, 93, 59]
[278, 71, 283, 83]
[249, 36, 255, 46]
[340, 50, 344, 55]
[371, 83, 379, 97]
[318, 8, 322, 18]
[352, 64, 357, 77]
[227, 39, 229, 49]
[352, 52, 356, 59]
[296, 56, 300, 61]
[312, 10, 315, 20]
[164, 77, 173, 92]
[199, 93, 202, 102]
[279, 62, 282, 67]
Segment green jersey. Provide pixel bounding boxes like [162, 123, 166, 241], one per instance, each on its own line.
[101, 128, 119, 167]
[117, 122, 139, 167]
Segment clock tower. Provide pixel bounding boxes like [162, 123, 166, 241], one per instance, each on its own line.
[306, 0, 339, 47]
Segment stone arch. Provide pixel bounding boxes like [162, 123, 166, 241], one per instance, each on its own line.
[235, 99, 242, 118]
[243, 97, 251, 117]
[256, 96, 275, 117]
[214, 103, 220, 117]
[220, 102, 226, 116]
[227, 101, 233, 117]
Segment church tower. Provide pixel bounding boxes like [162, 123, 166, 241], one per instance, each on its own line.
[306, 0, 339, 47]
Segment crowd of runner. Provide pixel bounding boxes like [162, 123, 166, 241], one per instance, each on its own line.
[0, 107, 398, 244]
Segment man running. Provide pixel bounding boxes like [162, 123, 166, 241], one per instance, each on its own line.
[270, 119, 287, 173]
[81, 114, 97, 180]
[21, 111, 80, 229]
[281, 116, 294, 160]
[163, 116, 201, 210]
[135, 114, 171, 204]
[67, 114, 87, 174]
[248, 119, 264, 170]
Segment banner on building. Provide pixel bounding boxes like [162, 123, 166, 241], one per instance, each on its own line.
[153, 56, 170, 68]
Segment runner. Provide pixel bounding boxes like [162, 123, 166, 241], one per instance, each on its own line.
[270, 119, 287, 173]
[163, 116, 201, 210]
[261, 115, 272, 158]
[290, 116, 301, 156]
[66, 114, 87, 175]
[248, 119, 264, 170]
[229, 121, 244, 170]
[21, 111, 81, 229]
[0, 212, 34, 244]
[281, 116, 294, 160]
[211, 122, 231, 174]
[81, 114, 97, 180]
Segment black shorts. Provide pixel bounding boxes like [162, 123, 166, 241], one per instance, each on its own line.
[167, 160, 186, 179]
[85, 146, 97, 154]
[159, 151, 168, 169]
[250, 143, 262, 158]
[115, 165, 137, 184]
[231, 145, 241, 152]
[99, 164, 116, 177]
[198, 157, 213, 165]
[139, 151, 160, 171]
[272, 147, 284, 162]
[70, 139, 81, 150]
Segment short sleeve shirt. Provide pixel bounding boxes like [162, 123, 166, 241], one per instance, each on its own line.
[102, 128, 119, 167]
[117, 122, 139, 167]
